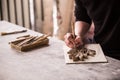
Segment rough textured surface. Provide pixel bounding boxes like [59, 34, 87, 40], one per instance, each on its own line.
[0, 21, 120, 80]
[63, 44, 108, 63]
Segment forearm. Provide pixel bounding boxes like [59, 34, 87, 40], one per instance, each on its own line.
[75, 21, 90, 38]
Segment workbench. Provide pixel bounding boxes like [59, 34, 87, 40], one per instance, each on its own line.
[0, 21, 120, 80]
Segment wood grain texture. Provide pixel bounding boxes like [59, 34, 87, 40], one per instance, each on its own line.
[56, 0, 74, 40]
[42, 0, 53, 35]
[34, 0, 43, 32]
[0, 21, 120, 80]
[1, 0, 9, 21]
[22, 0, 30, 29]
[8, 0, 16, 24]
[15, 0, 23, 26]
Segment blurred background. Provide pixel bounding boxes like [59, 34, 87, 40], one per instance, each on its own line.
[0, 0, 74, 40]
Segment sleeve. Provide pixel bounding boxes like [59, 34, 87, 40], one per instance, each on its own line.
[75, 0, 92, 24]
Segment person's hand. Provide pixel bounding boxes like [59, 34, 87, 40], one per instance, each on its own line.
[64, 33, 84, 48]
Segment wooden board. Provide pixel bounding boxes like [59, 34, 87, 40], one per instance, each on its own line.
[63, 44, 108, 64]
[1, 0, 9, 21]
[8, 0, 16, 24]
[23, 0, 30, 29]
[15, 0, 23, 26]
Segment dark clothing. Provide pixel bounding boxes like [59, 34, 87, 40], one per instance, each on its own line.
[75, 0, 120, 59]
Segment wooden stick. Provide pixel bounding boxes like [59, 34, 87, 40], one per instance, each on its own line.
[71, 22, 76, 48]
[71, 22, 75, 39]
[17, 36, 35, 46]
[32, 35, 49, 44]
[16, 34, 30, 39]
[1, 30, 27, 36]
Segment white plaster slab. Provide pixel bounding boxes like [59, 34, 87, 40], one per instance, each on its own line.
[63, 44, 108, 64]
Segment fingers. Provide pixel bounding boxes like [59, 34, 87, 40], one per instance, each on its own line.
[64, 33, 75, 48]
[64, 33, 84, 48]
[65, 40, 75, 48]
[64, 33, 73, 40]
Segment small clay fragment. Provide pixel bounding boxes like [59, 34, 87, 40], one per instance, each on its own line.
[88, 49, 96, 56]
[78, 52, 84, 61]
[67, 47, 96, 61]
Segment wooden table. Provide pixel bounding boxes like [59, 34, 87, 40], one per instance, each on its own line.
[0, 21, 120, 80]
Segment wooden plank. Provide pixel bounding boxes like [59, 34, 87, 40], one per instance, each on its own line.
[8, 0, 16, 24]
[42, 0, 53, 35]
[0, 0, 1, 20]
[29, 0, 35, 30]
[53, 0, 59, 37]
[0, 7, 1, 20]
[57, 0, 74, 40]
[34, 0, 43, 32]
[15, 0, 23, 26]
[22, 0, 30, 29]
[0, 11, 1, 21]
[1, 0, 9, 21]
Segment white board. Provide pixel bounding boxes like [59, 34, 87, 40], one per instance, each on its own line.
[63, 44, 108, 64]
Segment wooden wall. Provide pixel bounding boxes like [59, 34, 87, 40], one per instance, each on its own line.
[0, 0, 30, 29]
[56, 0, 74, 40]
[34, 0, 43, 32]
[0, 0, 74, 40]
[42, 0, 53, 36]
[33, 0, 74, 39]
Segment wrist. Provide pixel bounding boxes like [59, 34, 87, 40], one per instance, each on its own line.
[75, 34, 84, 39]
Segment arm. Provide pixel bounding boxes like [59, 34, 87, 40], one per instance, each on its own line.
[74, 0, 92, 44]
[64, 0, 91, 48]
[75, 21, 90, 39]
[64, 21, 90, 48]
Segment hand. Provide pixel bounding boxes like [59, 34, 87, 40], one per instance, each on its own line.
[64, 33, 84, 48]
